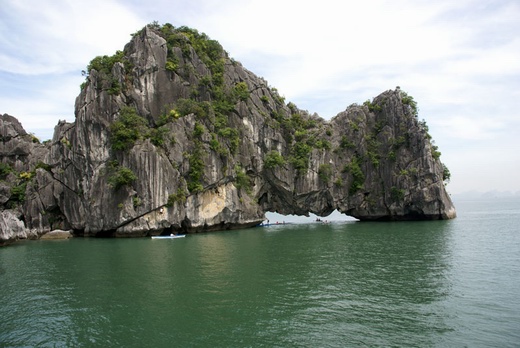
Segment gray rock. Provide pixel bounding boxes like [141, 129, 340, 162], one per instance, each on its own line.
[0, 210, 36, 243]
[0, 24, 456, 243]
[0, 181, 10, 205]
[40, 229, 73, 240]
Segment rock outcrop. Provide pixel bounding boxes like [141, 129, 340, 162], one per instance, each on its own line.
[0, 23, 455, 243]
[0, 114, 53, 244]
[39, 229, 73, 240]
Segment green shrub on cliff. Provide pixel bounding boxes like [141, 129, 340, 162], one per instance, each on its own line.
[158, 23, 225, 79]
[217, 127, 239, 153]
[174, 98, 210, 118]
[363, 99, 382, 112]
[149, 126, 170, 147]
[0, 162, 13, 179]
[443, 164, 451, 183]
[83, 50, 132, 94]
[315, 139, 331, 150]
[264, 151, 285, 169]
[110, 107, 149, 150]
[290, 141, 312, 173]
[193, 122, 205, 138]
[187, 143, 205, 194]
[318, 164, 333, 184]
[400, 91, 418, 117]
[340, 136, 355, 149]
[9, 182, 27, 204]
[165, 57, 178, 72]
[107, 164, 137, 190]
[167, 188, 187, 206]
[432, 142, 442, 159]
[344, 156, 365, 194]
[233, 82, 250, 102]
[234, 165, 251, 193]
[391, 186, 405, 201]
[87, 50, 125, 75]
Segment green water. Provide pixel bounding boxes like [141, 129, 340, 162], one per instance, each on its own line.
[1, 199, 519, 347]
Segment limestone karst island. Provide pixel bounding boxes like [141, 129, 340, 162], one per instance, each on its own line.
[0, 23, 456, 245]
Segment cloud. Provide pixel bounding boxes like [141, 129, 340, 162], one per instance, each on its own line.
[442, 138, 520, 193]
[436, 116, 505, 140]
[0, 0, 144, 75]
[0, 70, 83, 139]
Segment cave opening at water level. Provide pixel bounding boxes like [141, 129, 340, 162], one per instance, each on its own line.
[264, 210, 358, 225]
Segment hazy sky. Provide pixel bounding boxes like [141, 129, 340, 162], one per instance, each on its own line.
[1, 0, 519, 194]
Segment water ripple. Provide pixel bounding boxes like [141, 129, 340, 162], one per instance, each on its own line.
[1, 201, 520, 347]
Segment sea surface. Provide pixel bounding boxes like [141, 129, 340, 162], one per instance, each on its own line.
[1, 198, 519, 347]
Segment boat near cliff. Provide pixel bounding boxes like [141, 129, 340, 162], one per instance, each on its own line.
[151, 234, 186, 239]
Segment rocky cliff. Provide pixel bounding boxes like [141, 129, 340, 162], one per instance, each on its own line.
[0, 23, 455, 243]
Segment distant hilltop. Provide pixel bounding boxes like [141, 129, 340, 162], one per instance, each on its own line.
[452, 191, 520, 200]
[0, 23, 455, 244]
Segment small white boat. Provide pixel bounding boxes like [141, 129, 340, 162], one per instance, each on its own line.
[151, 234, 186, 239]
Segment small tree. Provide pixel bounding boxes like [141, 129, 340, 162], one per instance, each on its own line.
[318, 164, 333, 184]
[110, 107, 149, 151]
[345, 156, 364, 194]
[233, 82, 250, 102]
[167, 188, 188, 206]
[234, 165, 251, 193]
[442, 164, 451, 184]
[264, 151, 285, 169]
[108, 166, 137, 190]
[0, 162, 13, 179]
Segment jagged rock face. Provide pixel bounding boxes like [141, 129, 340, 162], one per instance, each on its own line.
[1, 114, 41, 171]
[0, 210, 36, 244]
[327, 94, 455, 220]
[0, 114, 67, 241]
[0, 24, 455, 241]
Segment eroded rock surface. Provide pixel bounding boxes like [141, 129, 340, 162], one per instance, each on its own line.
[0, 24, 455, 242]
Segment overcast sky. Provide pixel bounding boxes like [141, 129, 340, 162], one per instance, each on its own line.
[1, 0, 519, 195]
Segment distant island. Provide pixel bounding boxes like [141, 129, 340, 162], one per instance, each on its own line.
[452, 191, 520, 200]
[0, 23, 455, 245]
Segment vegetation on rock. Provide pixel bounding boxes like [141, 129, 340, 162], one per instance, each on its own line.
[110, 107, 149, 151]
[107, 162, 137, 190]
[167, 188, 187, 206]
[400, 90, 418, 116]
[343, 156, 365, 194]
[264, 151, 285, 169]
[0, 162, 13, 179]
